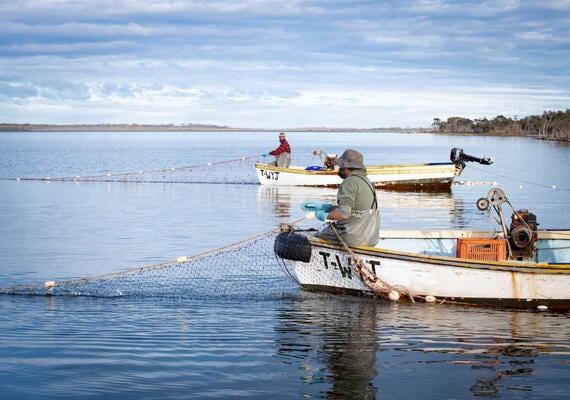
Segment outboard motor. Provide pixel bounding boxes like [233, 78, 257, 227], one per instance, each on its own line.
[450, 148, 494, 175]
[508, 210, 538, 260]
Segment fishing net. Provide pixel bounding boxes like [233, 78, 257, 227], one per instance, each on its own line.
[0, 230, 299, 300]
[14, 155, 262, 184]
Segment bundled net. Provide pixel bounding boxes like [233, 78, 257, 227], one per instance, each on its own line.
[14, 155, 262, 184]
[0, 230, 299, 300]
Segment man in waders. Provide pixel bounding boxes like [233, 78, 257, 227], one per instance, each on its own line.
[263, 132, 291, 168]
[301, 149, 380, 246]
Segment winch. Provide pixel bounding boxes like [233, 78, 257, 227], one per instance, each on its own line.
[476, 188, 539, 261]
[509, 209, 538, 260]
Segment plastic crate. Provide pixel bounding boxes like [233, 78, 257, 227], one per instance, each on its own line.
[456, 238, 507, 261]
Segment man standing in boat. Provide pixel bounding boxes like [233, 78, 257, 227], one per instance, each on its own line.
[263, 132, 291, 168]
[301, 149, 380, 246]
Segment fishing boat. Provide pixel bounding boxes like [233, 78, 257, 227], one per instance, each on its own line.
[256, 148, 492, 190]
[274, 188, 570, 311]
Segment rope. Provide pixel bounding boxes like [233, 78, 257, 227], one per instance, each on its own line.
[79, 225, 281, 284]
[0, 215, 311, 298]
[6, 154, 263, 182]
[468, 164, 568, 191]
[327, 223, 414, 302]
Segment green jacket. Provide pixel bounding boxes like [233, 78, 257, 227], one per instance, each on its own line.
[337, 169, 377, 215]
[320, 169, 380, 246]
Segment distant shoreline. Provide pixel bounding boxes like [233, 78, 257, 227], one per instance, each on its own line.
[3, 109, 567, 142]
[0, 123, 426, 133]
[0, 123, 554, 140]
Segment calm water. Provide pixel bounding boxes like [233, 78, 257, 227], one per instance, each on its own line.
[0, 131, 569, 399]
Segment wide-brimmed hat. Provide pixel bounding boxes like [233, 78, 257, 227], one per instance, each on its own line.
[336, 149, 365, 169]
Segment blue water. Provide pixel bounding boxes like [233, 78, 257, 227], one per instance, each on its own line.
[1, 131, 569, 399]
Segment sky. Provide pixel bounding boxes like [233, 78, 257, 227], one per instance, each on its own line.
[1, 0, 569, 128]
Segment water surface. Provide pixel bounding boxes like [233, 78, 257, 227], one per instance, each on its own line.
[0, 131, 568, 399]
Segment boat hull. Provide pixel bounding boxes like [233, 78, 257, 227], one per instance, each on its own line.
[256, 162, 456, 190]
[275, 230, 570, 310]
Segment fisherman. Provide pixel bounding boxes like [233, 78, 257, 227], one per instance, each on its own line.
[301, 149, 380, 246]
[263, 132, 291, 168]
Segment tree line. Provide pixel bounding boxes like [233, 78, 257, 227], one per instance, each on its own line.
[431, 109, 570, 142]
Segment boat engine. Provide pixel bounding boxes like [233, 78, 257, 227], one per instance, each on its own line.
[508, 210, 538, 260]
[450, 148, 494, 175]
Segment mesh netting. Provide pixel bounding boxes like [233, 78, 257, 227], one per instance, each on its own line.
[0, 230, 299, 300]
[14, 155, 261, 184]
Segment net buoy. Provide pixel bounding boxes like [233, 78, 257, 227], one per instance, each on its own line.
[388, 290, 400, 301]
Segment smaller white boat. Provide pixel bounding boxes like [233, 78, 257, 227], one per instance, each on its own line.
[256, 148, 492, 190]
[274, 188, 570, 311]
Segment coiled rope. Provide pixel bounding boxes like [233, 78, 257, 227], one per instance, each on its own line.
[328, 223, 415, 302]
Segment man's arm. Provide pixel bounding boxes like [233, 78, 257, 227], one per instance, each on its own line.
[325, 206, 350, 221]
[270, 141, 290, 155]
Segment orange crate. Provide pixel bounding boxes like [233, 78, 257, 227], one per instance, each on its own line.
[456, 238, 506, 261]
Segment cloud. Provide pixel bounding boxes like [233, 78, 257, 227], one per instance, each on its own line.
[0, 0, 568, 127]
[0, 82, 38, 99]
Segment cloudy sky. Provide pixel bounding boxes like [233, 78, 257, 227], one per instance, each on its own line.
[1, 0, 569, 128]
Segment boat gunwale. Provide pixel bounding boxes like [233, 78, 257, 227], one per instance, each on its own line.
[255, 162, 456, 176]
[256, 163, 338, 175]
[377, 229, 570, 240]
[305, 234, 570, 274]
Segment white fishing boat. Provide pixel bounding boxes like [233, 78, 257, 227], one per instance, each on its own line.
[274, 188, 570, 311]
[256, 148, 492, 190]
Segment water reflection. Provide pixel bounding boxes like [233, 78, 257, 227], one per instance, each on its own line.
[276, 294, 380, 398]
[275, 294, 570, 398]
[380, 305, 570, 398]
[258, 185, 468, 229]
[465, 337, 538, 397]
